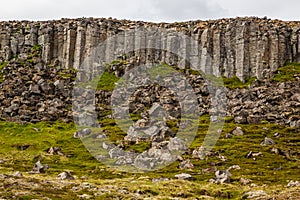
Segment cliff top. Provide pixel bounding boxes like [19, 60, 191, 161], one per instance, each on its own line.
[1, 16, 300, 30]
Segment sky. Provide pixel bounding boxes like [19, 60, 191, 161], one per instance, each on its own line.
[0, 0, 299, 22]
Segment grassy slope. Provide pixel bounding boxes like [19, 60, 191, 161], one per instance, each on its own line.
[0, 118, 299, 199]
[0, 63, 299, 199]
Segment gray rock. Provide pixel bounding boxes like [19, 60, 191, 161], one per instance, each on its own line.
[243, 190, 267, 199]
[29, 161, 49, 174]
[78, 194, 92, 199]
[232, 127, 244, 136]
[240, 178, 251, 185]
[57, 171, 75, 180]
[287, 180, 300, 187]
[213, 170, 231, 184]
[167, 137, 187, 152]
[178, 159, 194, 170]
[12, 171, 23, 177]
[74, 128, 92, 138]
[175, 173, 192, 180]
[261, 137, 275, 146]
[47, 147, 65, 156]
[192, 147, 209, 160]
[109, 147, 125, 159]
[152, 178, 171, 183]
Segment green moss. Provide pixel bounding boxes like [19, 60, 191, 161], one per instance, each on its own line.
[271, 62, 300, 82]
[31, 44, 42, 52]
[0, 61, 8, 83]
[148, 63, 178, 80]
[97, 72, 120, 91]
[0, 119, 299, 198]
[223, 76, 257, 89]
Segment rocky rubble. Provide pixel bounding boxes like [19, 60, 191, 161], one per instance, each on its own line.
[227, 80, 300, 127]
[0, 46, 76, 123]
[0, 49, 299, 128]
[0, 17, 299, 127]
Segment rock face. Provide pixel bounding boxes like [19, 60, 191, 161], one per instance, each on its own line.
[0, 17, 299, 126]
[0, 17, 300, 81]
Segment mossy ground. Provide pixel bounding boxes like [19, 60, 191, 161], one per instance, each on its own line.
[0, 62, 299, 198]
[0, 61, 8, 83]
[271, 62, 300, 82]
[0, 118, 299, 199]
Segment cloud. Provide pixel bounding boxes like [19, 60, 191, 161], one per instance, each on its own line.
[0, 0, 298, 22]
[0, 0, 228, 22]
[130, 0, 229, 22]
[214, 0, 300, 21]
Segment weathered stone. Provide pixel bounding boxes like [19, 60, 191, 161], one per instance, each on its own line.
[261, 137, 275, 146]
[287, 180, 300, 187]
[243, 190, 267, 199]
[57, 171, 75, 180]
[29, 161, 49, 174]
[175, 173, 193, 180]
[232, 127, 244, 136]
[213, 170, 231, 184]
[240, 178, 251, 185]
[74, 128, 92, 138]
[178, 159, 194, 170]
[47, 147, 65, 156]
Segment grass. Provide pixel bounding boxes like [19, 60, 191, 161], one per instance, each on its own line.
[0, 116, 299, 199]
[223, 76, 257, 89]
[77, 61, 263, 91]
[97, 72, 120, 91]
[0, 61, 8, 83]
[271, 62, 300, 82]
[0, 60, 299, 198]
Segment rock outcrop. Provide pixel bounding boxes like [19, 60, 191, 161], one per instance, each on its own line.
[1, 17, 300, 81]
[0, 17, 299, 126]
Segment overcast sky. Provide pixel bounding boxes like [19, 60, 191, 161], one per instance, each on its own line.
[0, 0, 299, 22]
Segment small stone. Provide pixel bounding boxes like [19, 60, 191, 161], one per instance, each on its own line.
[47, 147, 65, 156]
[152, 178, 171, 183]
[178, 159, 194, 170]
[228, 165, 241, 170]
[225, 133, 233, 138]
[78, 194, 92, 199]
[261, 137, 275, 146]
[32, 128, 40, 132]
[175, 173, 193, 180]
[192, 147, 208, 160]
[29, 161, 49, 174]
[287, 180, 300, 187]
[240, 178, 251, 185]
[74, 128, 92, 138]
[80, 176, 88, 180]
[214, 170, 231, 183]
[273, 132, 280, 137]
[243, 190, 267, 199]
[13, 171, 23, 177]
[232, 127, 244, 136]
[246, 151, 262, 159]
[57, 171, 75, 180]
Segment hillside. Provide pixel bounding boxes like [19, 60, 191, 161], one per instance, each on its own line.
[0, 17, 299, 199]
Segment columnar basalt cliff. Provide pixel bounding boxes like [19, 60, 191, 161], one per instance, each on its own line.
[0, 17, 299, 126]
[1, 17, 300, 81]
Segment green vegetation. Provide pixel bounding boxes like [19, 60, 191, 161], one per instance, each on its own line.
[97, 72, 120, 91]
[31, 44, 42, 52]
[27, 44, 42, 61]
[0, 116, 299, 198]
[0, 61, 8, 83]
[271, 62, 300, 82]
[223, 76, 257, 89]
